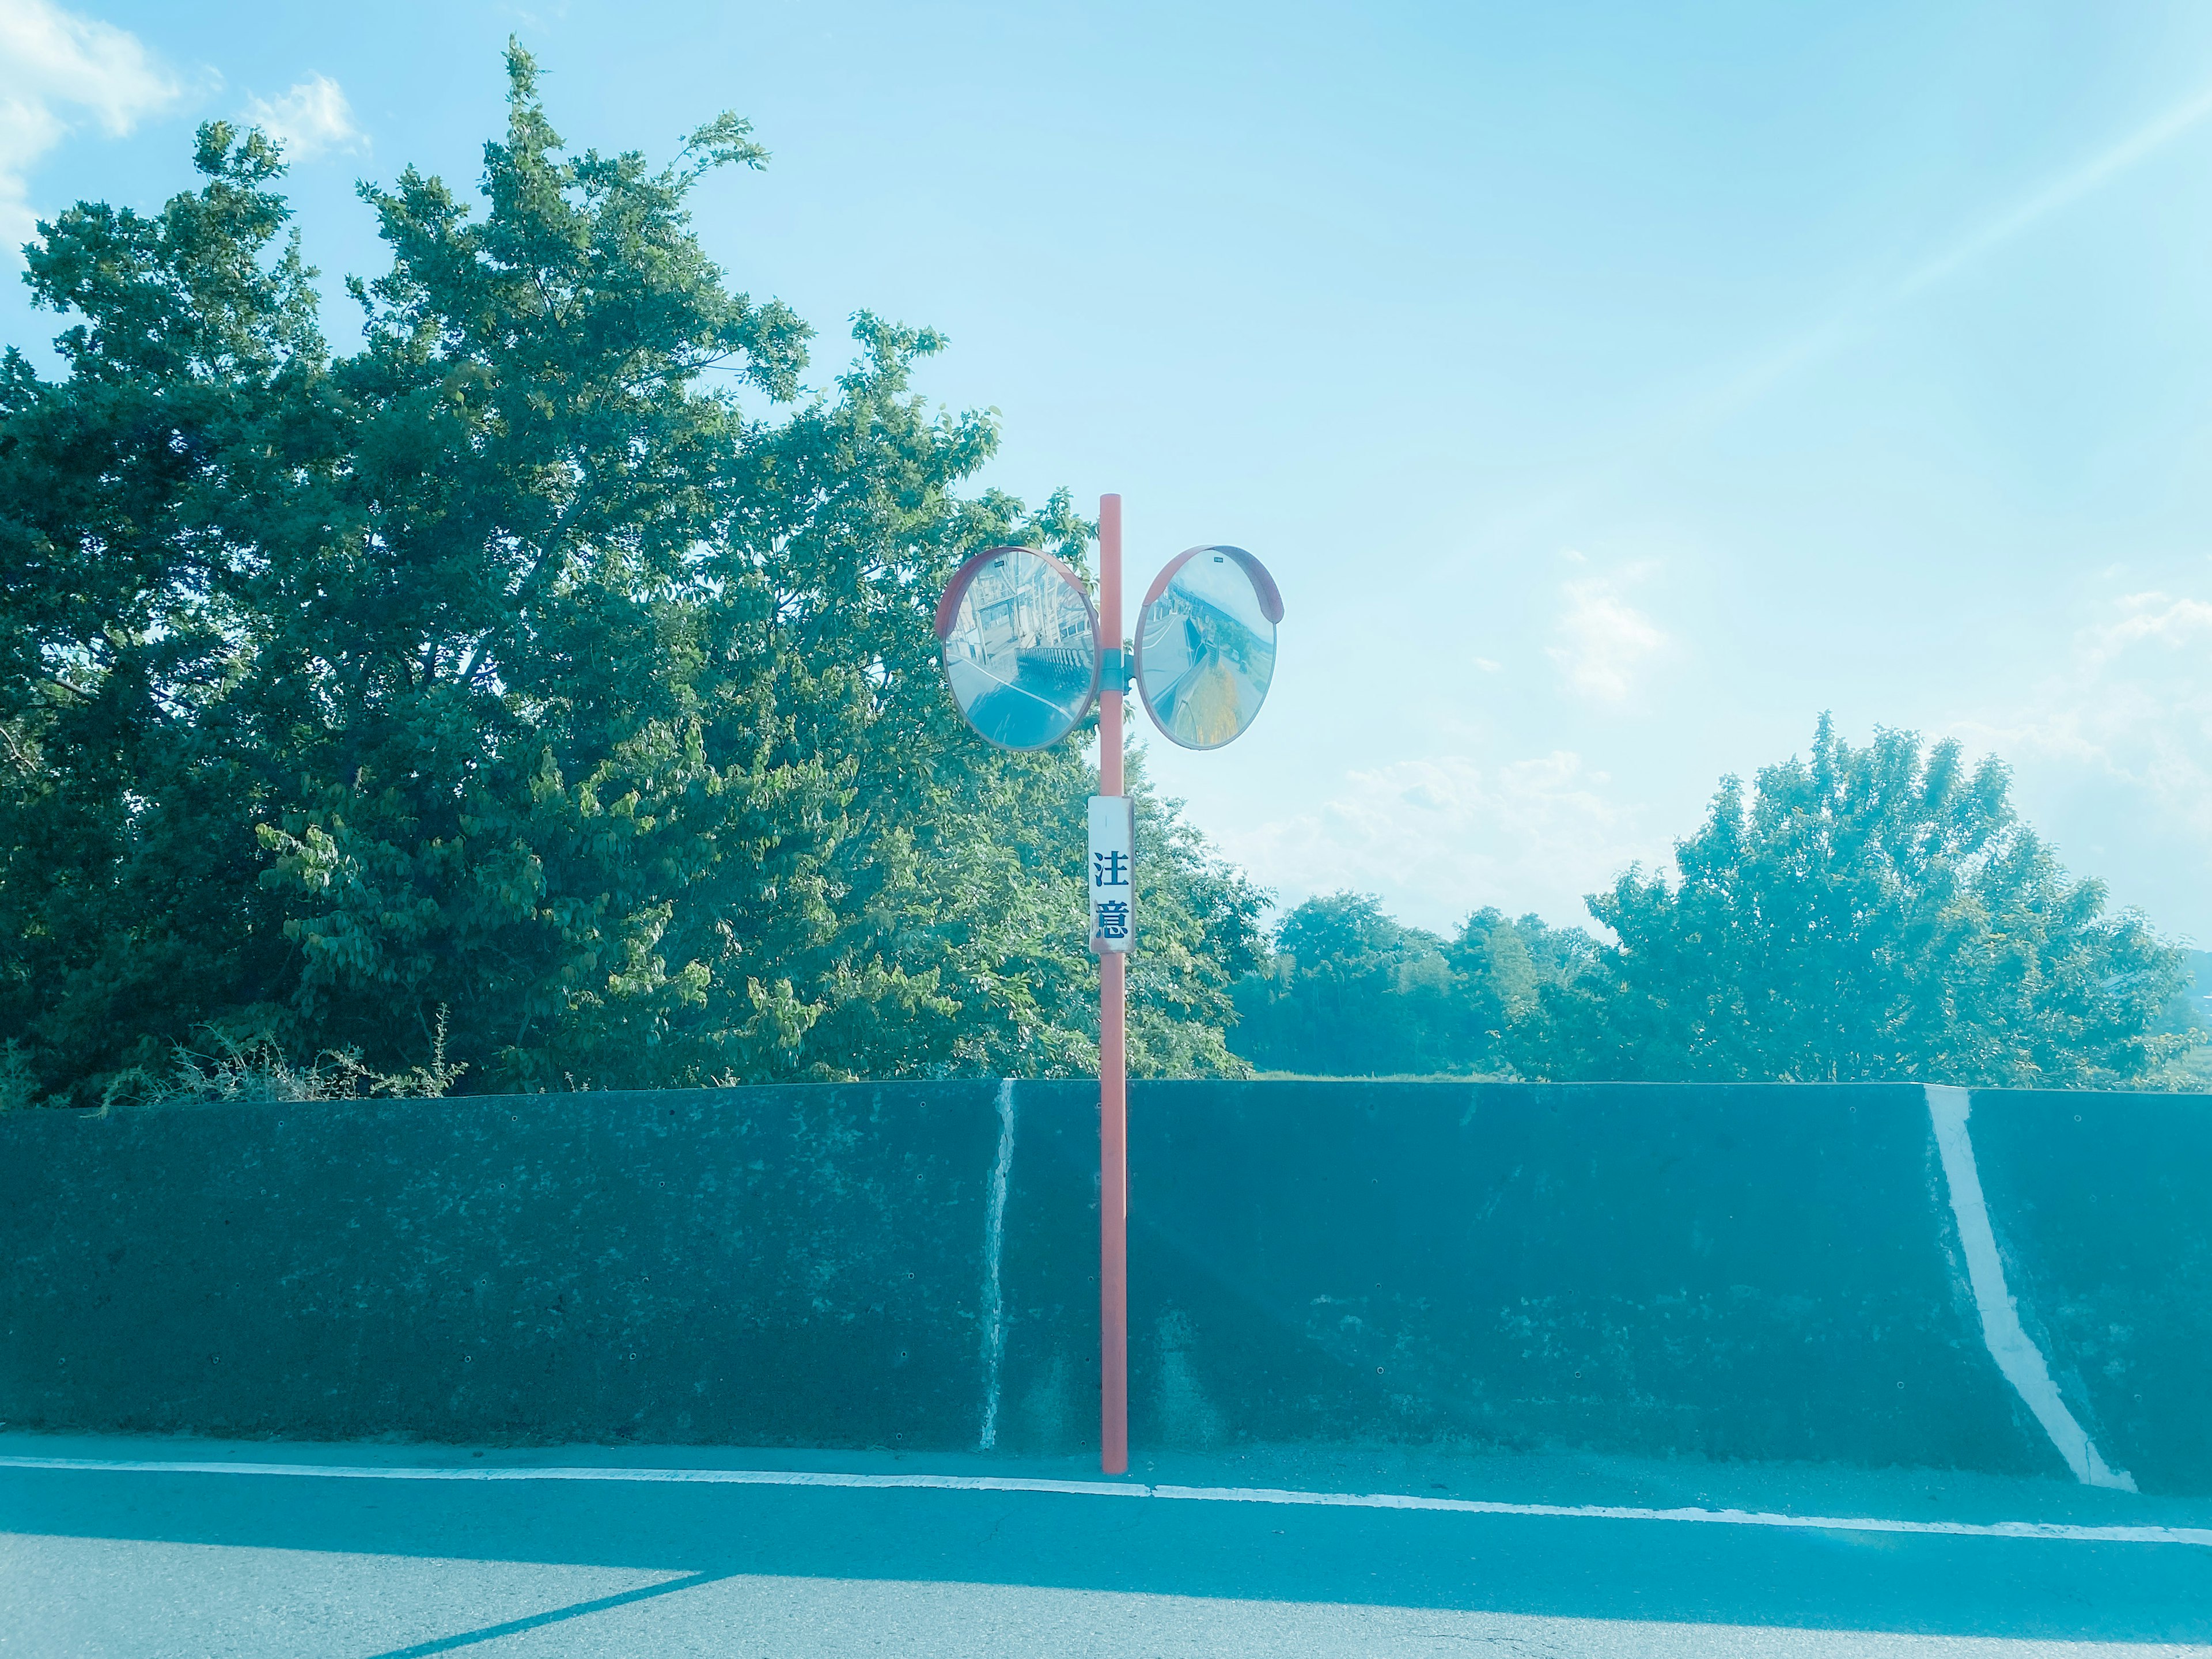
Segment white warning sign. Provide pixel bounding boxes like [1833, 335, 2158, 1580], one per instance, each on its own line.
[1087, 795, 1134, 954]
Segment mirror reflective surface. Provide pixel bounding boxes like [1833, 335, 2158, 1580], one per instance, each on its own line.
[1135, 546, 1281, 750]
[938, 547, 1100, 751]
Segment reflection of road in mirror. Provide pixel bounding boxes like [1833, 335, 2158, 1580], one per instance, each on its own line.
[1139, 552, 1277, 750]
[941, 549, 1099, 750]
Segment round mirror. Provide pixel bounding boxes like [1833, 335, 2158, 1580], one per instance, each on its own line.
[935, 546, 1101, 751]
[1134, 546, 1282, 750]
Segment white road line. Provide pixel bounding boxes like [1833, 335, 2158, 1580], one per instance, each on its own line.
[3, 1456, 2205, 1548]
[946, 656, 1077, 715]
[977, 1077, 1017, 1451]
[1926, 1085, 2136, 1491]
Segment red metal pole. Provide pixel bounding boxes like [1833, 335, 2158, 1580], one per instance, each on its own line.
[1097, 493, 1128, 1476]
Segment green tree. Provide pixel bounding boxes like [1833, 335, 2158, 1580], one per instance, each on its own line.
[1230, 893, 1593, 1076]
[1448, 906, 1598, 1056]
[1230, 893, 1464, 1075]
[0, 48, 1263, 1104]
[2159, 951, 2212, 1089]
[1518, 717, 2191, 1086]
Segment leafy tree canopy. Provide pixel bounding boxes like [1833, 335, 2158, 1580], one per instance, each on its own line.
[1522, 717, 2193, 1086]
[0, 47, 1265, 1105]
[1231, 893, 1589, 1077]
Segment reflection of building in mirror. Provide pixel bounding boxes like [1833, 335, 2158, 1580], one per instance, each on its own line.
[941, 550, 1100, 751]
[1139, 554, 1277, 750]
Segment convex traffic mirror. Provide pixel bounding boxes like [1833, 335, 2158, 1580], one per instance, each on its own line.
[934, 546, 1103, 751]
[1133, 546, 1283, 751]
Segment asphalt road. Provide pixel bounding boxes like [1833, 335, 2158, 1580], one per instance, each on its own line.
[5, 1436, 2209, 1657]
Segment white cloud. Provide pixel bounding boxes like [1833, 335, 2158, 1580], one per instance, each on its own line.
[1224, 751, 1665, 936]
[2082, 590, 2212, 665]
[0, 0, 180, 255]
[1547, 564, 1665, 706]
[1956, 588, 2212, 941]
[1997, 590, 2212, 839]
[241, 74, 365, 162]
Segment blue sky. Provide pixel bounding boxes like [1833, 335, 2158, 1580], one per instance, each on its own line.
[7, 1, 2212, 945]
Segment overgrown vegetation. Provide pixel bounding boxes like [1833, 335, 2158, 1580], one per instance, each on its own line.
[104, 1007, 468, 1109]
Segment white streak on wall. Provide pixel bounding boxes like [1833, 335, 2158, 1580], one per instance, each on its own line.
[1925, 1085, 2136, 1491]
[978, 1078, 1018, 1450]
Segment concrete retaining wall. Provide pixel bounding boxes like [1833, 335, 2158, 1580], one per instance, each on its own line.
[1963, 1089, 2212, 1494]
[0, 1084, 1003, 1448]
[2, 1081, 2204, 1490]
